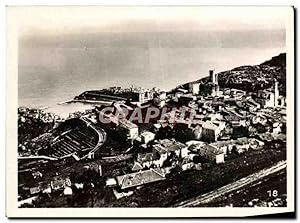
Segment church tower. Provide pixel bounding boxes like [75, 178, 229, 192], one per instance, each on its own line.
[274, 79, 279, 107]
[209, 69, 219, 97]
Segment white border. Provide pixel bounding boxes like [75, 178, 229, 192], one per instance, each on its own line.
[5, 5, 295, 218]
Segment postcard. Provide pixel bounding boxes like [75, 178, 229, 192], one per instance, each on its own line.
[6, 6, 295, 218]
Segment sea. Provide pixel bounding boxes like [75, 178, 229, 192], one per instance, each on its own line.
[18, 47, 284, 118]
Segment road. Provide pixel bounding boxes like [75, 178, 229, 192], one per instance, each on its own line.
[174, 160, 287, 207]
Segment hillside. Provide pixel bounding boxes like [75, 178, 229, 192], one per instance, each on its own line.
[261, 53, 286, 67]
[177, 53, 286, 96]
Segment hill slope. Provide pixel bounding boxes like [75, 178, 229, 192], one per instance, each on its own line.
[177, 53, 286, 96]
[261, 53, 286, 67]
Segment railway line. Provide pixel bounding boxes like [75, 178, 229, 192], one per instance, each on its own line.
[174, 160, 287, 207]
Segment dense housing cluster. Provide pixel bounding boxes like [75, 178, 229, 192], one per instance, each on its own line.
[17, 54, 287, 207]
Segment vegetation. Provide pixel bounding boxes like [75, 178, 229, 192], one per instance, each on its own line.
[110, 143, 286, 207]
[177, 53, 286, 96]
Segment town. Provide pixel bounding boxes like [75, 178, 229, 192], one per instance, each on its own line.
[17, 54, 287, 208]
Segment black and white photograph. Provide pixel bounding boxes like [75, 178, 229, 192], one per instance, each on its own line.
[6, 6, 295, 218]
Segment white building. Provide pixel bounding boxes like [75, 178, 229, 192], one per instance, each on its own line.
[201, 121, 223, 142]
[140, 131, 156, 144]
[256, 80, 281, 108]
[189, 82, 200, 95]
[138, 89, 154, 103]
[153, 138, 189, 159]
[63, 186, 73, 196]
[119, 119, 139, 140]
[273, 122, 283, 134]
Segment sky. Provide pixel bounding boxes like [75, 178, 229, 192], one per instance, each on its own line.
[16, 6, 288, 108]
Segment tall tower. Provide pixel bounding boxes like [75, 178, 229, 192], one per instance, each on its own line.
[215, 85, 220, 97]
[209, 70, 215, 96]
[215, 72, 218, 84]
[274, 79, 279, 107]
[215, 72, 219, 96]
[209, 69, 219, 97]
[209, 70, 215, 83]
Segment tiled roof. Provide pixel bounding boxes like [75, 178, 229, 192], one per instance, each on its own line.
[119, 118, 138, 129]
[137, 153, 154, 163]
[202, 121, 218, 130]
[116, 168, 166, 190]
[154, 139, 186, 154]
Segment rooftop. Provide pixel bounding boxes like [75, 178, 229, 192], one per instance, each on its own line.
[119, 118, 138, 129]
[137, 153, 155, 163]
[202, 121, 218, 130]
[116, 168, 166, 190]
[153, 139, 186, 154]
[189, 144, 223, 156]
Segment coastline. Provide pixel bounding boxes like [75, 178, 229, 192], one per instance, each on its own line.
[58, 99, 114, 106]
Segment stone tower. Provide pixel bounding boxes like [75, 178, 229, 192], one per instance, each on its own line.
[274, 79, 279, 107]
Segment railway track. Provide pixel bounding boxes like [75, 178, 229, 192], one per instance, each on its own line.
[174, 160, 287, 207]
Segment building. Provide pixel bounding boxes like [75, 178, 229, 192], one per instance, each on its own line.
[181, 156, 195, 171]
[256, 89, 275, 108]
[209, 70, 220, 97]
[273, 122, 283, 134]
[140, 131, 156, 144]
[132, 151, 167, 171]
[106, 178, 117, 187]
[153, 95, 166, 108]
[138, 89, 154, 103]
[153, 138, 189, 159]
[83, 162, 103, 176]
[135, 153, 157, 169]
[178, 95, 196, 105]
[255, 79, 281, 108]
[245, 98, 261, 111]
[224, 115, 246, 127]
[112, 189, 134, 200]
[277, 96, 286, 107]
[50, 177, 71, 191]
[131, 162, 144, 172]
[233, 137, 251, 153]
[159, 91, 167, 100]
[252, 114, 268, 125]
[201, 121, 222, 142]
[115, 168, 166, 190]
[228, 89, 246, 99]
[208, 113, 224, 122]
[191, 125, 202, 140]
[153, 123, 162, 132]
[209, 140, 233, 155]
[29, 186, 41, 195]
[210, 137, 264, 155]
[189, 82, 200, 95]
[119, 118, 139, 140]
[99, 107, 138, 140]
[189, 144, 224, 164]
[63, 187, 73, 196]
[274, 79, 279, 106]
[185, 140, 206, 147]
[248, 138, 265, 149]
